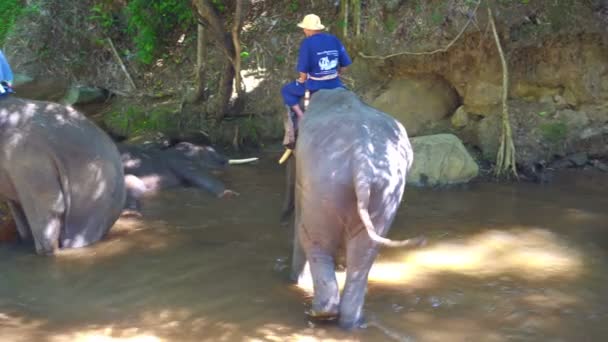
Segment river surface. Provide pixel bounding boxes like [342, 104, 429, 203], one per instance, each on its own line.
[1, 154, 607, 342]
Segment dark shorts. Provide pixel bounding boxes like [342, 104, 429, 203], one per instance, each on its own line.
[281, 81, 348, 107]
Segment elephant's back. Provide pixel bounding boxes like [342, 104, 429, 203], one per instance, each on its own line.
[297, 88, 413, 189]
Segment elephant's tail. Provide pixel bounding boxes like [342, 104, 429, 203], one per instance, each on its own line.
[354, 173, 425, 248]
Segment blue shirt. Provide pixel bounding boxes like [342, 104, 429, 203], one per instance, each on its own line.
[296, 33, 352, 91]
[0, 50, 13, 83]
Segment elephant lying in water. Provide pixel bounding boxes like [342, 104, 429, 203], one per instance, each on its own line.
[118, 142, 257, 214]
[284, 88, 425, 329]
[0, 97, 125, 255]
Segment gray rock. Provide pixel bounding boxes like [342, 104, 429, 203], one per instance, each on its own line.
[568, 152, 589, 167]
[371, 76, 459, 136]
[62, 85, 109, 106]
[592, 160, 608, 172]
[12, 73, 34, 87]
[407, 134, 479, 186]
[555, 109, 589, 129]
[451, 106, 470, 128]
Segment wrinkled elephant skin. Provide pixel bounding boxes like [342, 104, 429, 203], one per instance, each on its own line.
[289, 88, 423, 329]
[118, 142, 236, 213]
[0, 97, 126, 255]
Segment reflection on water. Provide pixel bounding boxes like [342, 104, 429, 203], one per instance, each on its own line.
[1, 155, 607, 341]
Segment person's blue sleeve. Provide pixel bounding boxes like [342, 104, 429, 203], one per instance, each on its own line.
[338, 40, 352, 68]
[296, 39, 309, 73]
[0, 50, 14, 83]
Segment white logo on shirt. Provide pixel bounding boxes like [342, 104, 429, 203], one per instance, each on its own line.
[319, 56, 338, 71]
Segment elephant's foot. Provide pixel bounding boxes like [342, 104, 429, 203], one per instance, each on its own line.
[305, 308, 338, 322]
[338, 314, 367, 331]
[120, 208, 143, 218]
[34, 238, 58, 256]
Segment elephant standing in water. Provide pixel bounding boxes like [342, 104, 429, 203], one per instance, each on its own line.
[0, 97, 125, 255]
[285, 88, 425, 329]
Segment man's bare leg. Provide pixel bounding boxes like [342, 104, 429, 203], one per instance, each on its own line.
[291, 104, 305, 119]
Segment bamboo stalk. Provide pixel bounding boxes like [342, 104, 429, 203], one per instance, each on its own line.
[106, 38, 136, 90]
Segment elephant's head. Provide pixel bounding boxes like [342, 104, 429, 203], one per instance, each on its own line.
[173, 142, 229, 173]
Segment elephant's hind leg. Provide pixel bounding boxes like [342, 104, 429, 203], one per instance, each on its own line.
[299, 219, 341, 319]
[339, 228, 379, 330]
[306, 244, 340, 320]
[9, 161, 65, 255]
[7, 201, 32, 241]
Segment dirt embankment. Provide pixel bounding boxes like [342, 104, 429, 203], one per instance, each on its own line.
[5, 1, 608, 170]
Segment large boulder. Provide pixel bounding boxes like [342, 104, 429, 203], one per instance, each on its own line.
[463, 79, 502, 116]
[407, 134, 479, 186]
[371, 75, 460, 136]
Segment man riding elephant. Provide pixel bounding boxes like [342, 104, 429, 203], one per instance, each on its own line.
[284, 87, 425, 329]
[0, 96, 126, 255]
[0, 49, 14, 97]
[280, 14, 352, 150]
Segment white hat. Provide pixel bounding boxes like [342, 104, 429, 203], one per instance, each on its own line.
[297, 14, 325, 30]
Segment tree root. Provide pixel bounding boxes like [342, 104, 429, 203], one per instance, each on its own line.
[488, 5, 518, 179]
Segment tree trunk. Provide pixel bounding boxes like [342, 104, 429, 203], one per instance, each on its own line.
[232, 0, 244, 96]
[352, 0, 361, 36]
[340, 0, 349, 38]
[192, 0, 248, 122]
[191, 23, 208, 104]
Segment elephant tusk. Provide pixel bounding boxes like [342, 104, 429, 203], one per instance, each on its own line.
[228, 157, 259, 165]
[278, 149, 293, 164]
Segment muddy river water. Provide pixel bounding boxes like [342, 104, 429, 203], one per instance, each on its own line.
[1, 153, 607, 342]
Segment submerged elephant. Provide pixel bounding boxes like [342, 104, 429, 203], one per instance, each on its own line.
[0, 97, 126, 255]
[118, 142, 257, 213]
[285, 88, 425, 329]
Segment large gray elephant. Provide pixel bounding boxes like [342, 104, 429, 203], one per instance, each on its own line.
[0, 97, 126, 255]
[119, 142, 257, 214]
[285, 88, 425, 329]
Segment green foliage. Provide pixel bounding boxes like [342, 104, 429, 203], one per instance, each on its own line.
[211, 0, 226, 13]
[239, 116, 261, 144]
[125, 0, 194, 64]
[546, 0, 575, 32]
[106, 105, 176, 136]
[274, 54, 286, 64]
[497, 0, 530, 4]
[89, 4, 115, 30]
[430, 10, 444, 26]
[540, 121, 568, 144]
[383, 14, 397, 33]
[0, 0, 34, 46]
[289, 0, 300, 13]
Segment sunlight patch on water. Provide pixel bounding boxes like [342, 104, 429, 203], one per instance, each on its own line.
[296, 227, 583, 293]
[56, 218, 173, 261]
[250, 324, 358, 342]
[406, 228, 583, 281]
[51, 330, 161, 342]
